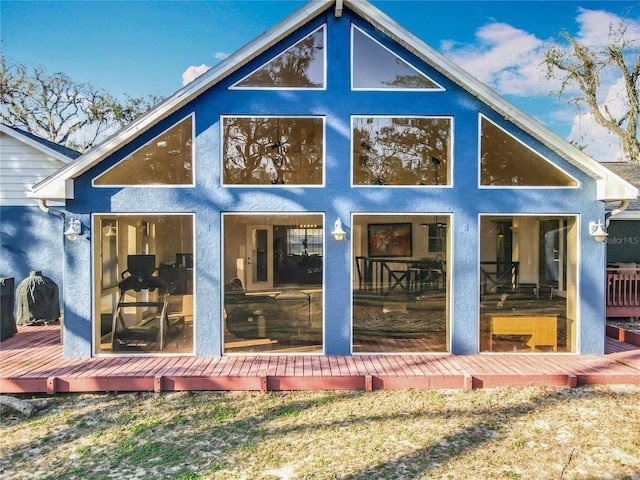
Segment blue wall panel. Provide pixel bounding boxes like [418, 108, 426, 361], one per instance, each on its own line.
[0, 206, 65, 309]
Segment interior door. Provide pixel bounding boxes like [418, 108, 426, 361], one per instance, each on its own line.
[245, 225, 273, 291]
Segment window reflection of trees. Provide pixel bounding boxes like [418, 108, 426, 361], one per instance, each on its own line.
[383, 71, 438, 89]
[352, 27, 439, 90]
[235, 29, 324, 88]
[223, 117, 323, 185]
[480, 119, 577, 187]
[353, 117, 450, 185]
[95, 117, 193, 185]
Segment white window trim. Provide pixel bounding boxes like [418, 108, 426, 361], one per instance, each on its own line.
[229, 25, 327, 91]
[350, 212, 452, 355]
[221, 114, 326, 188]
[350, 24, 445, 92]
[92, 113, 196, 188]
[91, 212, 196, 357]
[478, 114, 580, 190]
[350, 114, 454, 188]
[476, 212, 580, 354]
[221, 211, 326, 356]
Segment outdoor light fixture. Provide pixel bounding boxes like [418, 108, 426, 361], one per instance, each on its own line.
[64, 218, 82, 241]
[104, 222, 117, 237]
[331, 217, 346, 241]
[588, 220, 608, 243]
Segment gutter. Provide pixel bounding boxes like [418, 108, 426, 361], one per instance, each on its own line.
[605, 200, 630, 227]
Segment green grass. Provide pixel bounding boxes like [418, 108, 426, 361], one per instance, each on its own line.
[1, 386, 639, 479]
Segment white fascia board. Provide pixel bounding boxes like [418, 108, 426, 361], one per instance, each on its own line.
[30, 0, 333, 200]
[345, 0, 638, 202]
[0, 124, 74, 164]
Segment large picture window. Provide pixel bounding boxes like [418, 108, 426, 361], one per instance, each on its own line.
[351, 26, 442, 90]
[94, 115, 194, 186]
[222, 116, 324, 185]
[352, 214, 449, 353]
[231, 26, 325, 89]
[93, 214, 194, 354]
[480, 116, 578, 187]
[479, 216, 577, 353]
[352, 116, 452, 186]
[223, 214, 324, 353]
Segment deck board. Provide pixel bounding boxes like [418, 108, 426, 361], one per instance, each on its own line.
[1, 324, 639, 394]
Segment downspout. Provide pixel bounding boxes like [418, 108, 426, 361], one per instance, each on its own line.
[37, 198, 67, 342]
[605, 200, 630, 227]
[38, 198, 66, 221]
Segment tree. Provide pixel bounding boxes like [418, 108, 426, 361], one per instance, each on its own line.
[543, 20, 640, 163]
[0, 56, 163, 152]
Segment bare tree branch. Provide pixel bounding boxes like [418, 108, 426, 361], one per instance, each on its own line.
[542, 20, 640, 163]
[0, 56, 163, 152]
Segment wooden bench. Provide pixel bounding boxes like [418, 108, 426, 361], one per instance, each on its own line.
[490, 314, 558, 352]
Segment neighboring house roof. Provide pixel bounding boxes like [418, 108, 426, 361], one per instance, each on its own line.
[604, 162, 640, 216]
[1, 124, 80, 206]
[28, 0, 638, 203]
[1, 124, 81, 163]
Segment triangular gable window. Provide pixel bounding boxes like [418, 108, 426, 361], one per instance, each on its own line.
[94, 115, 193, 186]
[352, 26, 443, 90]
[480, 116, 578, 187]
[231, 26, 325, 89]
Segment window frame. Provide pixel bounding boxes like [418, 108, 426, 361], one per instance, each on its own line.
[477, 213, 579, 354]
[350, 212, 451, 354]
[91, 212, 196, 356]
[221, 212, 326, 355]
[92, 113, 196, 188]
[229, 25, 327, 91]
[478, 114, 580, 189]
[221, 115, 326, 188]
[350, 115, 454, 188]
[350, 24, 445, 92]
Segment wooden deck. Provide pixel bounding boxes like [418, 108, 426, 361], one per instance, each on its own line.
[1, 324, 639, 394]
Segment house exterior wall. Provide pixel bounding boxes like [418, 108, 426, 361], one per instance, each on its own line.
[59, 8, 608, 357]
[0, 131, 67, 298]
[0, 206, 65, 295]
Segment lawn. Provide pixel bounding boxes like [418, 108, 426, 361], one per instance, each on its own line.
[1, 385, 639, 479]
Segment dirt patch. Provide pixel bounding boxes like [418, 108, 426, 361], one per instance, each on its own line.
[1, 385, 639, 479]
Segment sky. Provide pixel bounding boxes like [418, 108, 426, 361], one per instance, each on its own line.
[2, 0, 639, 162]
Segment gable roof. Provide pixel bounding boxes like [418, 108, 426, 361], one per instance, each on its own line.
[1, 123, 81, 163]
[28, 0, 638, 203]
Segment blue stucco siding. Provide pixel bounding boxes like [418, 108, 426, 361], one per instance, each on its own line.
[59, 7, 608, 357]
[0, 206, 65, 308]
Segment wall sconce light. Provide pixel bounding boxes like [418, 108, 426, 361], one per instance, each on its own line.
[64, 218, 82, 241]
[331, 217, 347, 241]
[588, 220, 608, 243]
[104, 222, 117, 237]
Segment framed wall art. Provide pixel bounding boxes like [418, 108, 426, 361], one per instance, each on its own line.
[367, 223, 412, 257]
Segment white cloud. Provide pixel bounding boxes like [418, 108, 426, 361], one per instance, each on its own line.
[575, 8, 640, 48]
[440, 22, 550, 96]
[182, 64, 211, 86]
[214, 52, 230, 61]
